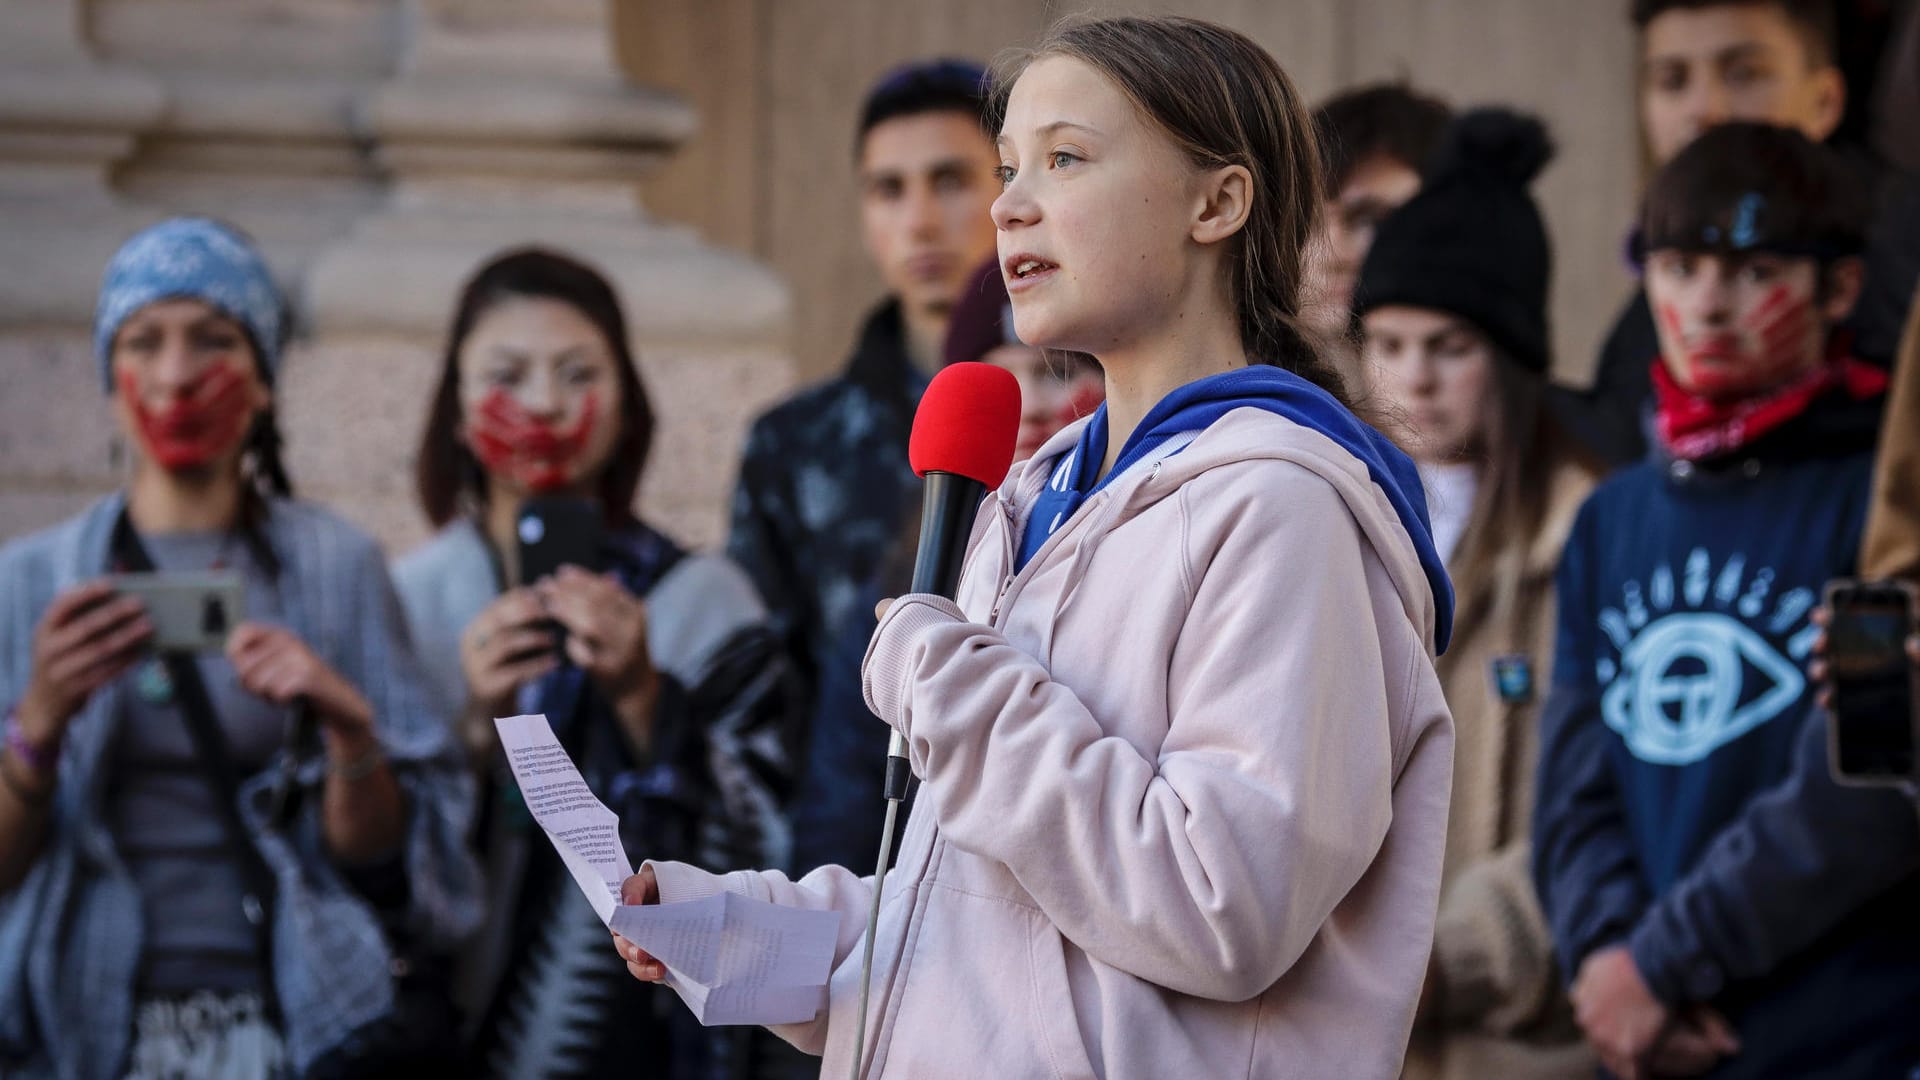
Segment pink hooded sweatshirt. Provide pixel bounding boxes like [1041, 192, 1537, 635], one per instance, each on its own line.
[647, 406, 1455, 1079]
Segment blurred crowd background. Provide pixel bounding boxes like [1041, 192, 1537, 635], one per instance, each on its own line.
[0, 0, 1793, 553]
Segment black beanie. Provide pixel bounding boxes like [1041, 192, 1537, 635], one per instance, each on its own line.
[1352, 107, 1555, 373]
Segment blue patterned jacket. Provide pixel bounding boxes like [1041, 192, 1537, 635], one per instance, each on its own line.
[727, 299, 927, 762]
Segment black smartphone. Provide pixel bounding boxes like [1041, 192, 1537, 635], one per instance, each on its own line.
[1823, 579, 1920, 785]
[516, 495, 604, 584]
[515, 496, 604, 663]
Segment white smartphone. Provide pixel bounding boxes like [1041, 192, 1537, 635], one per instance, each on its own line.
[110, 572, 246, 654]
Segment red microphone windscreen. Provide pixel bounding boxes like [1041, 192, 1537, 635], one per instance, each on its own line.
[909, 362, 1021, 487]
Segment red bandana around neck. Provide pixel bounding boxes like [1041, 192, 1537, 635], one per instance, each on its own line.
[1652, 336, 1887, 462]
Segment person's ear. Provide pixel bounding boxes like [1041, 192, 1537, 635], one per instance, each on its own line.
[1818, 256, 1866, 323]
[1191, 164, 1253, 248]
[1806, 65, 1847, 143]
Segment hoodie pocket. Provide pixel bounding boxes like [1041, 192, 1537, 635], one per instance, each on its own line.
[878, 882, 1098, 1080]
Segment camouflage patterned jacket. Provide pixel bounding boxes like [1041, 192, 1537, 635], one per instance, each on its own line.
[727, 299, 927, 754]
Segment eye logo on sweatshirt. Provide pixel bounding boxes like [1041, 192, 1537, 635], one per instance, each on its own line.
[1597, 549, 1818, 766]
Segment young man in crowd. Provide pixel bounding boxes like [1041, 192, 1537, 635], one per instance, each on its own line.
[1303, 82, 1452, 341]
[1533, 122, 1920, 1080]
[1555, 0, 1918, 467]
[727, 59, 998, 726]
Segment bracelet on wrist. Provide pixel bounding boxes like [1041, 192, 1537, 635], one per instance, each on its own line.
[0, 711, 54, 807]
[3, 707, 58, 778]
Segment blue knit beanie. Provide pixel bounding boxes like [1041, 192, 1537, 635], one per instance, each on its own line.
[94, 218, 284, 391]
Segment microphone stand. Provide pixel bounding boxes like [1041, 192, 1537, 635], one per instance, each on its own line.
[848, 746, 908, 1080]
[850, 472, 983, 1080]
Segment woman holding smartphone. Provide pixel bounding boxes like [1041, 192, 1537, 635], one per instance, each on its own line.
[0, 218, 480, 1079]
[392, 247, 793, 1078]
[615, 16, 1456, 1079]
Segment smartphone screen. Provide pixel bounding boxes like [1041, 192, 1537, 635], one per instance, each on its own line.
[1827, 582, 1918, 781]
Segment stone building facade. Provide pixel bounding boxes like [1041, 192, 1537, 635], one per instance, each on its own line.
[0, 0, 793, 554]
[1, 0, 1646, 554]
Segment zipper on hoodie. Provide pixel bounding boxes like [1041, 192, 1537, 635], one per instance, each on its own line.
[988, 498, 1019, 625]
[987, 432, 1197, 628]
[989, 489, 1113, 629]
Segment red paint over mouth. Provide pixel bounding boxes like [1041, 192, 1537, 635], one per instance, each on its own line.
[1663, 284, 1821, 398]
[123, 364, 254, 470]
[469, 388, 600, 492]
[1063, 382, 1104, 421]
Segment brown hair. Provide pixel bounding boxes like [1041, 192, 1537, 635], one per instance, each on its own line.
[1313, 82, 1453, 194]
[1447, 345, 1597, 596]
[988, 14, 1355, 405]
[1640, 121, 1870, 268]
[416, 248, 653, 529]
[1631, 0, 1838, 66]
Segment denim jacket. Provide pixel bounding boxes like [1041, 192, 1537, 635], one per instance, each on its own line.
[0, 494, 483, 1079]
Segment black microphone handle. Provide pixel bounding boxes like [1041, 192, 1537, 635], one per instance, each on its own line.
[881, 471, 989, 803]
[908, 471, 988, 599]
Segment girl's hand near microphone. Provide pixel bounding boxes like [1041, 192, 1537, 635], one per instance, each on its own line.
[611, 865, 666, 982]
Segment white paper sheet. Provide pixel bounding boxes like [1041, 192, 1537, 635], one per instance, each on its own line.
[496, 713, 631, 922]
[495, 714, 839, 1026]
[610, 891, 837, 1025]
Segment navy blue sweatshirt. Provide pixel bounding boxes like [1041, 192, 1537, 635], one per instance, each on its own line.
[1532, 391, 1920, 1078]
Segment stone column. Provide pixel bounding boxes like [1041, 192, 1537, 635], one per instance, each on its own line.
[0, 0, 166, 528]
[0, 0, 794, 554]
[303, 0, 792, 552]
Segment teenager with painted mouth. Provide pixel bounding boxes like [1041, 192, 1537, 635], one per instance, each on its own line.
[1534, 123, 1920, 1080]
[1553, 0, 1920, 470]
[616, 15, 1457, 1079]
[0, 218, 480, 1079]
[393, 248, 795, 1078]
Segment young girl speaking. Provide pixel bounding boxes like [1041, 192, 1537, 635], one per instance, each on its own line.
[615, 16, 1456, 1078]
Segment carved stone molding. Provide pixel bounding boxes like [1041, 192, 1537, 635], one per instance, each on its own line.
[0, 0, 794, 551]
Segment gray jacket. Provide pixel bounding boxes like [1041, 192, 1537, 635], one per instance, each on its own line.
[391, 519, 794, 1076]
[394, 518, 775, 725]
